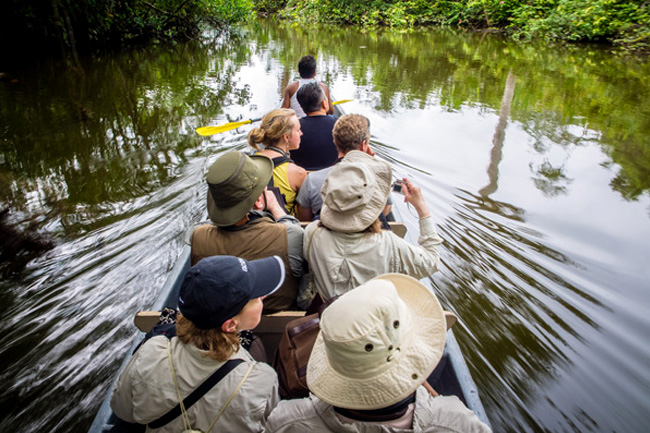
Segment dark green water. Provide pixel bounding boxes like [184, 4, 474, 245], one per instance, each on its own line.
[1, 19, 649, 432]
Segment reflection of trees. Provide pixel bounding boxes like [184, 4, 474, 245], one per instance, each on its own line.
[250, 19, 650, 201]
[432, 191, 604, 432]
[480, 71, 516, 197]
[531, 160, 573, 197]
[0, 31, 252, 236]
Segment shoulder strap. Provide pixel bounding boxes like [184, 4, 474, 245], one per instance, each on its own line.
[148, 354, 245, 429]
[271, 155, 292, 167]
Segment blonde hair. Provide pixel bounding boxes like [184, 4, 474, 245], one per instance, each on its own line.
[248, 108, 297, 151]
[176, 314, 240, 362]
[364, 219, 383, 233]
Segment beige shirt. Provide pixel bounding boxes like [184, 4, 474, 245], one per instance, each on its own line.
[266, 387, 492, 432]
[111, 335, 279, 432]
[304, 216, 443, 300]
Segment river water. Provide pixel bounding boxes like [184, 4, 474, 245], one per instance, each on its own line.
[1, 19, 649, 433]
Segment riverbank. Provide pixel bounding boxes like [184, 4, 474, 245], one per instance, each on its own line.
[256, 0, 650, 55]
[0, 0, 253, 65]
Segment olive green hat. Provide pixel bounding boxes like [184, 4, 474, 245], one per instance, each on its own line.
[206, 151, 273, 227]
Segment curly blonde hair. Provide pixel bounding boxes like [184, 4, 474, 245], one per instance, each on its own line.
[176, 314, 240, 362]
[248, 108, 297, 151]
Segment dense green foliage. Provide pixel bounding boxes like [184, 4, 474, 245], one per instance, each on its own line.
[255, 0, 649, 52]
[0, 0, 253, 62]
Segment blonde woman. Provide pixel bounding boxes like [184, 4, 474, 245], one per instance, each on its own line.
[249, 108, 307, 216]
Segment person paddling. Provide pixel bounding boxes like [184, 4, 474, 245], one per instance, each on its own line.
[281, 55, 334, 119]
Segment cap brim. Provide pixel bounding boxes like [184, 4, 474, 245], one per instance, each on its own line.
[247, 255, 285, 299]
[207, 154, 273, 226]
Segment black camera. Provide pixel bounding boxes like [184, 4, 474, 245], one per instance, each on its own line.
[392, 180, 403, 194]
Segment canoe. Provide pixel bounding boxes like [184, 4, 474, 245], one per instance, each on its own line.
[87, 221, 490, 431]
[88, 104, 491, 431]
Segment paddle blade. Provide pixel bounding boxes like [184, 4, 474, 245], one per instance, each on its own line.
[196, 119, 254, 136]
[333, 99, 353, 105]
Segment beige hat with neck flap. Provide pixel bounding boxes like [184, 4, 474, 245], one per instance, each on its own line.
[306, 273, 447, 410]
[319, 150, 391, 232]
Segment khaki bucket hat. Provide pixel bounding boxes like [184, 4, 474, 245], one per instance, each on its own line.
[206, 151, 273, 227]
[306, 274, 447, 410]
[319, 150, 392, 232]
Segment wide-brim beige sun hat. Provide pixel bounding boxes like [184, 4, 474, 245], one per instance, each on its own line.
[206, 151, 273, 227]
[319, 150, 391, 232]
[307, 273, 447, 410]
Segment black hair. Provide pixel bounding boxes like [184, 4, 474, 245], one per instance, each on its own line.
[298, 55, 317, 78]
[296, 82, 325, 114]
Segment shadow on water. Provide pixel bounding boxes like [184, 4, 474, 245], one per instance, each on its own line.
[1, 18, 650, 433]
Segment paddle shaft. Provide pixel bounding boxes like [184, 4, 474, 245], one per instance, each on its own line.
[196, 99, 352, 136]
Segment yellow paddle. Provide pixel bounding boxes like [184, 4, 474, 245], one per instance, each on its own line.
[196, 118, 261, 136]
[196, 99, 354, 136]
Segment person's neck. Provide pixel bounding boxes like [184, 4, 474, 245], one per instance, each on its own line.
[267, 144, 290, 156]
[306, 109, 327, 117]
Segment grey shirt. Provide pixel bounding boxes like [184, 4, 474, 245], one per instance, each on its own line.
[295, 166, 335, 216]
[296, 167, 392, 218]
[264, 211, 304, 277]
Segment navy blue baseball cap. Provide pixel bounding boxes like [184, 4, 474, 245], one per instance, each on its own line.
[178, 255, 285, 329]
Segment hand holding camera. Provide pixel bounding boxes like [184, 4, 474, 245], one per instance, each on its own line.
[393, 178, 430, 219]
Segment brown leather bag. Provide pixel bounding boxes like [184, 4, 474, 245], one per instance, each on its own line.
[273, 312, 321, 399]
[273, 226, 335, 399]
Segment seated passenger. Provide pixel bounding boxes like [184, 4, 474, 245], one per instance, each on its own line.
[266, 274, 492, 433]
[304, 151, 442, 300]
[296, 114, 392, 221]
[281, 55, 334, 119]
[111, 255, 284, 432]
[289, 82, 338, 171]
[191, 151, 304, 313]
[249, 108, 307, 216]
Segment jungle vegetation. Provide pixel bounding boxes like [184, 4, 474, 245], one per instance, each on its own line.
[0, 0, 254, 64]
[255, 0, 650, 53]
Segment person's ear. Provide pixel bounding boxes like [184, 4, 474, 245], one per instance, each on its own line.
[361, 140, 375, 156]
[221, 318, 238, 333]
[321, 98, 329, 111]
[253, 192, 265, 210]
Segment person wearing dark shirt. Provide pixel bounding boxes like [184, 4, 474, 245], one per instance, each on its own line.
[290, 82, 338, 171]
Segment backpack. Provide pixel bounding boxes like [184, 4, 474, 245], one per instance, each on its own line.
[268, 155, 292, 214]
[273, 312, 320, 399]
[272, 294, 338, 399]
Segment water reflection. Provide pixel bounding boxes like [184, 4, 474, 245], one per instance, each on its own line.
[1, 18, 649, 433]
[257, 19, 650, 203]
[0, 30, 252, 239]
[479, 71, 516, 197]
[420, 188, 607, 432]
